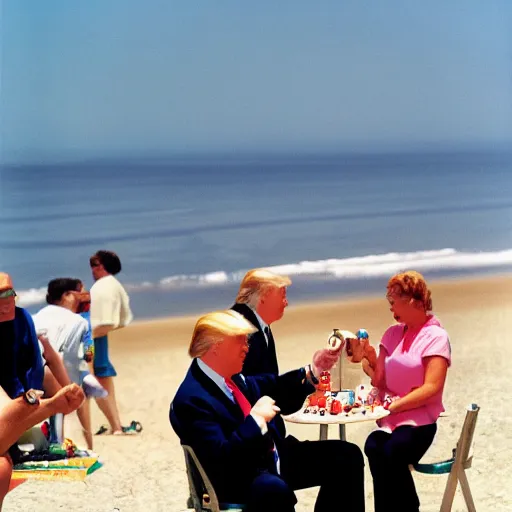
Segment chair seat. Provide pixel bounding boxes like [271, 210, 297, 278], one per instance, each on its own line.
[413, 457, 454, 475]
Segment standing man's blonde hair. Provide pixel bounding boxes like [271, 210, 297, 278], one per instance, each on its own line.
[235, 269, 291, 308]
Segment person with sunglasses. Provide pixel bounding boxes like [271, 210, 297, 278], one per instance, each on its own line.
[362, 271, 451, 512]
[0, 272, 48, 401]
[88, 251, 140, 436]
[0, 273, 75, 399]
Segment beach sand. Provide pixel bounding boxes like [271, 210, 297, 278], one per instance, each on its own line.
[5, 275, 512, 511]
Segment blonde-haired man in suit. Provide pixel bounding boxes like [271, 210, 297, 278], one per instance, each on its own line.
[170, 310, 364, 512]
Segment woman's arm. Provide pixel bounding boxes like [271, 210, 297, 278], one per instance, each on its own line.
[92, 324, 115, 338]
[388, 356, 449, 414]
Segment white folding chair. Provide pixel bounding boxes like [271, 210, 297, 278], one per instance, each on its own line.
[411, 403, 479, 512]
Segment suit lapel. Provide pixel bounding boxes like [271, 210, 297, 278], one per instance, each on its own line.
[191, 359, 244, 420]
[232, 303, 279, 373]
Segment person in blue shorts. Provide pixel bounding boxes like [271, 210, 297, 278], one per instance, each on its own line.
[87, 252, 142, 436]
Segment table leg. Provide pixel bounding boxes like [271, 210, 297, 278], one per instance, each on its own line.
[339, 424, 346, 441]
[319, 424, 328, 441]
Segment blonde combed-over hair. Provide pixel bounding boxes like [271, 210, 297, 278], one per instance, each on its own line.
[188, 309, 257, 358]
[235, 269, 292, 308]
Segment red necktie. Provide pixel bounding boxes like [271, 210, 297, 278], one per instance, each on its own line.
[225, 378, 252, 417]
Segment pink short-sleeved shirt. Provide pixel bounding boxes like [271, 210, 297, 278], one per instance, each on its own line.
[377, 315, 451, 432]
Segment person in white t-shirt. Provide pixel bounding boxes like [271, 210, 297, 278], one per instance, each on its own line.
[33, 278, 106, 449]
[89, 250, 141, 436]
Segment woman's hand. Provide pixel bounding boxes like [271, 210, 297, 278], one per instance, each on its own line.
[363, 343, 378, 368]
[362, 357, 375, 379]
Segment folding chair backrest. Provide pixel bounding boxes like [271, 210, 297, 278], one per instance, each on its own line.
[182, 445, 220, 512]
[454, 403, 480, 466]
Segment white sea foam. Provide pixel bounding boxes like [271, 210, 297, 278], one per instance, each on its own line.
[15, 248, 512, 307]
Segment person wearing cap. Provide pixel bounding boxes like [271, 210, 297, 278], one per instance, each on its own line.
[88, 250, 140, 436]
[231, 269, 290, 377]
[0, 272, 70, 401]
[170, 310, 365, 512]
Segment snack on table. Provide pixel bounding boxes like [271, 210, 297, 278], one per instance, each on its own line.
[317, 371, 331, 392]
[302, 385, 387, 418]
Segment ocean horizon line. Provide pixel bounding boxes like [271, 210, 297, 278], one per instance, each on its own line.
[2, 143, 511, 168]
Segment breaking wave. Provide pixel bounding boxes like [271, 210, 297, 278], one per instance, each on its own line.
[16, 248, 512, 307]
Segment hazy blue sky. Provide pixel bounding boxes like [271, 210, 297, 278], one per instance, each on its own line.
[1, 1, 511, 163]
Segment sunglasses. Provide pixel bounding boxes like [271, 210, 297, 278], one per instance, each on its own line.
[0, 289, 17, 299]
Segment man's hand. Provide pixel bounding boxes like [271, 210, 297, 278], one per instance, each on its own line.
[251, 396, 280, 423]
[312, 347, 341, 375]
[51, 384, 85, 415]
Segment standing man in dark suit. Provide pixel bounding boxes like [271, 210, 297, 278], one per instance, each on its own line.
[170, 310, 364, 512]
[231, 269, 291, 377]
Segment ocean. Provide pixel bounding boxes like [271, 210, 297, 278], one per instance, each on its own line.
[1, 150, 511, 319]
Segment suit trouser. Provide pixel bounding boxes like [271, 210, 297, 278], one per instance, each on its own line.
[246, 437, 365, 512]
[364, 423, 437, 512]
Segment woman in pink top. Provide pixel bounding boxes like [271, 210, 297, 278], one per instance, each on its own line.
[363, 271, 451, 512]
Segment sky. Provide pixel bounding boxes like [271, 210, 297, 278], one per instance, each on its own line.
[1, 1, 512, 163]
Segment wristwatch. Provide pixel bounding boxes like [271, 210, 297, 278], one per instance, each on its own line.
[23, 389, 41, 405]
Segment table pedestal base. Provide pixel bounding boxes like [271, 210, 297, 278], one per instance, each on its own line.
[319, 424, 346, 441]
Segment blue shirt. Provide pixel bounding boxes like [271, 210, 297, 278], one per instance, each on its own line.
[0, 307, 44, 398]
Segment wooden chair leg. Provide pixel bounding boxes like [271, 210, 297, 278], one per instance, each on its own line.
[440, 468, 458, 512]
[458, 470, 476, 512]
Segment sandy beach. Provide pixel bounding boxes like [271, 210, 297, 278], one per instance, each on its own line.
[5, 275, 512, 512]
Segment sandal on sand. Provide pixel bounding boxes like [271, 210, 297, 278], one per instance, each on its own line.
[95, 425, 110, 436]
[121, 420, 143, 434]
[112, 421, 143, 436]
[95, 421, 142, 436]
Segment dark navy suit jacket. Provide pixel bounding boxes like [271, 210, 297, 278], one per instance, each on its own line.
[230, 303, 308, 438]
[0, 307, 44, 399]
[231, 303, 279, 376]
[169, 359, 313, 503]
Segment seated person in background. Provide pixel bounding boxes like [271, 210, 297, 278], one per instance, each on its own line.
[0, 273, 70, 400]
[0, 383, 85, 510]
[170, 310, 364, 512]
[363, 271, 451, 512]
[33, 278, 107, 450]
[231, 269, 291, 376]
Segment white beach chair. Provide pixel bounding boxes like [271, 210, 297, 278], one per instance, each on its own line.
[411, 403, 480, 512]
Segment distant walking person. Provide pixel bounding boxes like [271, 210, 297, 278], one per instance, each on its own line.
[89, 250, 141, 436]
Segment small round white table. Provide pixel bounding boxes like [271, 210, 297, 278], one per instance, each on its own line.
[283, 408, 390, 441]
